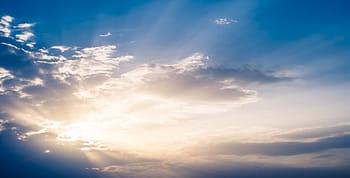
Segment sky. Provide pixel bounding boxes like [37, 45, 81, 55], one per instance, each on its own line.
[1, 0, 350, 177]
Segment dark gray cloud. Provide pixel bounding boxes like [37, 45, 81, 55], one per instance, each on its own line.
[140, 72, 255, 102]
[180, 166, 350, 178]
[277, 124, 350, 140]
[198, 65, 291, 84]
[193, 134, 350, 156]
[130, 56, 290, 103]
[0, 129, 109, 178]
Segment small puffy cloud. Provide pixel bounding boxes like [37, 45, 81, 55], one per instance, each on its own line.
[1, 16, 14, 23]
[50, 45, 71, 52]
[99, 32, 112, 37]
[214, 18, 238, 25]
[15, 31, 34, 42]
[16, 23, 35, 29]
[26, 42, 36, 48]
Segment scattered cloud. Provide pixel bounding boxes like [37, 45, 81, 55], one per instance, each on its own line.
[0, 25, 291, 153]
[1, 15, 36, 49]
[214, 18, 238, 25]
[0, 15, 14, 37]
[99, 32, 112, 37]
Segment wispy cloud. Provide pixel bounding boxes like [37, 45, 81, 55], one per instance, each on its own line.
[16, 23, 35, 29]
[50, 45, 71, 52]
[26, 42, 36, 48]
[193, 134, 350, 156]
[214, 18, 238, 25]
[99, 32, 112, 37]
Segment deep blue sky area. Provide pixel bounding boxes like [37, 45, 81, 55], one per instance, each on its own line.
[1, 0, 350, 65]
[1, 1, 350, 178]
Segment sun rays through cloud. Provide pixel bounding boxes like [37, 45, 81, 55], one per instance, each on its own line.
[1, 1, 350, 177]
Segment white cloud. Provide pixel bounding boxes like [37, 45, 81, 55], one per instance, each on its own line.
[214, 18, 238, 25]
[15, 31, 34, 42]
[51, 45, 71, 52]
[16, 23, 35, 29]
[99, 32, 112, 37]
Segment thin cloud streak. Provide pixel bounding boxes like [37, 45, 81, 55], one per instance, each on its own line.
[99, 32, 112, 37]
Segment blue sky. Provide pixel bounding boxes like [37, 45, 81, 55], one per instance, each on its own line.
[1, 0, 350, 177]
